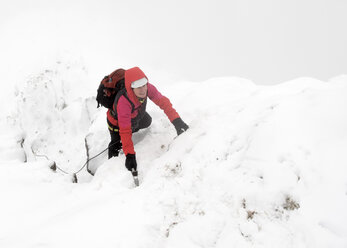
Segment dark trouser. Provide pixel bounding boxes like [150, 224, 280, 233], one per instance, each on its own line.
[107, 112, 152, 159]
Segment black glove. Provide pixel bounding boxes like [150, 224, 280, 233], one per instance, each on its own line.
[125, 154, 137, 171]
[172, 118, 189, 136]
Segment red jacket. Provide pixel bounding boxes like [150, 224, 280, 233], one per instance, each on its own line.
[107, 67, 180, 155]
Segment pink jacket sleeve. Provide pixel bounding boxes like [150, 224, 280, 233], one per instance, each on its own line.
[147, 83, 180, 122]
[117, 96, 135, 155]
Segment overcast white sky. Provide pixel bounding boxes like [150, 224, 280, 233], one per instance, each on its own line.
[0, 0, 346, 84]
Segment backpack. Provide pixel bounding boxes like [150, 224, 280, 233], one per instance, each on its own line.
[96, 68, 125, 109]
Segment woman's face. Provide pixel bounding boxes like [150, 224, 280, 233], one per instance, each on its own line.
[133, 84, 148, 98]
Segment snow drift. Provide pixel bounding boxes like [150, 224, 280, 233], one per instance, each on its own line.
[0, 63, 346, 248]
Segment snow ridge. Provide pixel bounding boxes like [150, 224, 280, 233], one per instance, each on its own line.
[0, 65, 347, 247]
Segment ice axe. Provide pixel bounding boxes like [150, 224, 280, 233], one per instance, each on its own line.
[131, 168, 139, 187]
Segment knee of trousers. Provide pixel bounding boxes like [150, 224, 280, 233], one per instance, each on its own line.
[143, 114, 152, 128]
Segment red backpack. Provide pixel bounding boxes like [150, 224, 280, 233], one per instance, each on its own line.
[96, 68, 125, 109]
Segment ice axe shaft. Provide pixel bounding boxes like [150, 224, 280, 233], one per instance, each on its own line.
[131, 169, 139, 187]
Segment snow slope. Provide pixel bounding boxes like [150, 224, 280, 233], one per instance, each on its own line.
[0, 63, 346, 248]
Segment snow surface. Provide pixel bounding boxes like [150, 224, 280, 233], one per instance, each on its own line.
[0, 61, 347, 248]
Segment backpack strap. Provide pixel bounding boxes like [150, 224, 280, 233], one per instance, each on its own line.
[110, 88, 135, 120]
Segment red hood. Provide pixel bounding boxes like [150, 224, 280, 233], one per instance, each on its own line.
[125, 67, 148, 104]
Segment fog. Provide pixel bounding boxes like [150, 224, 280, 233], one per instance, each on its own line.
[0, 0, 346, 84]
